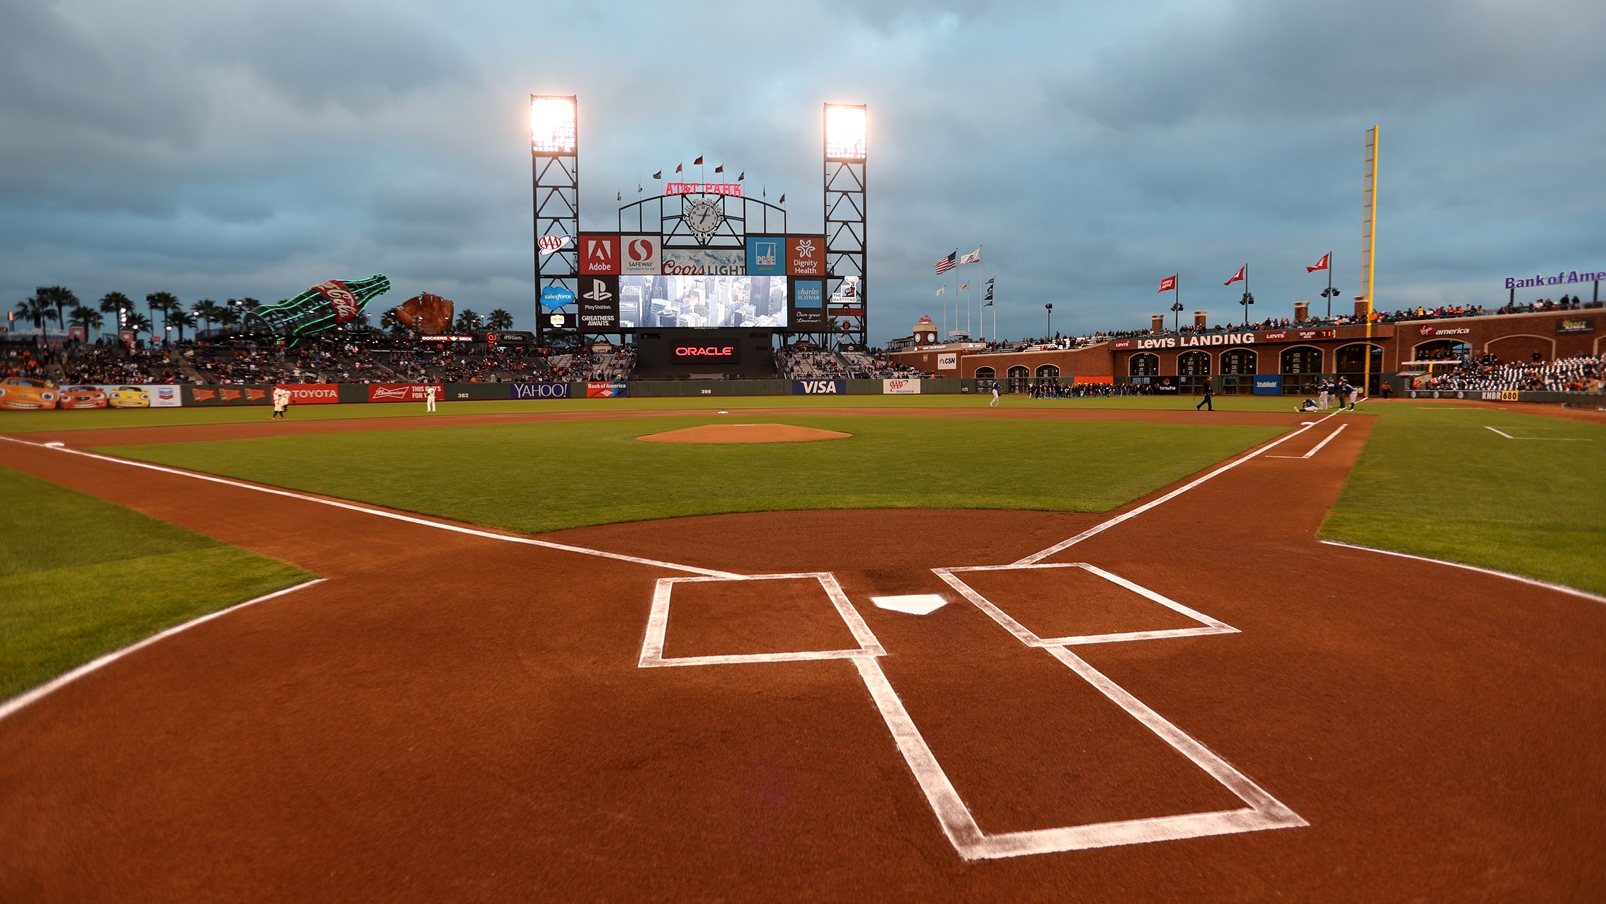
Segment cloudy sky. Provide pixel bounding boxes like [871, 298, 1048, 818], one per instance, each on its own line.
[4, 0, 1603, 345]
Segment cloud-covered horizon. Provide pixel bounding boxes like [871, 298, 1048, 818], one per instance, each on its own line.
[4, 0, 1602, 344]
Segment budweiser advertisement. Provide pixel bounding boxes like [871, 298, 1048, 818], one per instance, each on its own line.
[367, 384, 443, 403]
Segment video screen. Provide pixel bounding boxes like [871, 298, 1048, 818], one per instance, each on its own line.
[619, 275, 787, 329]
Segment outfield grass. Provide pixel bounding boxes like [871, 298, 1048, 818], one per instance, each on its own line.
[101, 415, 1286, 533]
[0, 467, 313, 701]
[0, 391, 1305, 433]
[1319, 406, 1606, 594]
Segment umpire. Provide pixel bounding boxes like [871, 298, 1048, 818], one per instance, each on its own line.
[1195, 381, 1214, 411]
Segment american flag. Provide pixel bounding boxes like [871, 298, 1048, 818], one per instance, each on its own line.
[934, 250, 957, 274]
[537, 235, 571, 255]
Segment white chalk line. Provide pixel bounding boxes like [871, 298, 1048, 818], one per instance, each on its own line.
[638, 573, 884, 668]
[0, 579, 326, 723]
[1014, 409, 1348, 565]
[640, 565, 1307, 858]
[1319, 540, 1606, 605]
[1483, 425, 1587, 440]
[1265, 423, 1348, 459]
[0, 435, 739, 579]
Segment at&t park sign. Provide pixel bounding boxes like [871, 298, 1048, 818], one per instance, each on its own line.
[665, 182, 743, 197]
[1129, 332, 1258, 350]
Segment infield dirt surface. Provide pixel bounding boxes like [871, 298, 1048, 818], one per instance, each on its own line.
[1, 404, 1601, 903]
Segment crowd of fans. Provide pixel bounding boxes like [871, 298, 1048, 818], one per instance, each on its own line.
[1411, 353, 1604, 394]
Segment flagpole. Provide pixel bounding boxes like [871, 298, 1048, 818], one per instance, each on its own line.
[1326, 253, 1334, 319]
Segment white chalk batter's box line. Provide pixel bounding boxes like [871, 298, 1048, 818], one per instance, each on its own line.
[636, 565, 1306, 859]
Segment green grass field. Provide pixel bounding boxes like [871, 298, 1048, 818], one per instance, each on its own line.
[3, 393, 1600, 702]
[0, 467, 312, 701]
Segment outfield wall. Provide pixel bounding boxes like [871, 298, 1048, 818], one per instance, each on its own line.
[2, 378, 986, 410]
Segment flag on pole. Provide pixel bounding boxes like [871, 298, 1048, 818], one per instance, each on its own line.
[1158, 275, 1177, 293]
[984, 278, 995, 302]
[537, 235, 572, 255]
[693, 156, 703, 165]
[616, 191, 621, 201]
[1307, 253, 1330, 273]
[936, 286, 945, 296]
[960, 282, 969, 292]
[714, 164, 724, 173]
[1224, 265, 1246, 286]
[738, 171, 745, 181]
[675, 163, 683, 173]
[934, 250, 958, 274]
[637, 183, 642, 193]
[653, 171, 662, 179]
[778, 193, 786, 204]
[959, 245, 982, 265]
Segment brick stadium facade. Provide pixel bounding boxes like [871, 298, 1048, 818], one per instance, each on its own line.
[891, 305, 1605, 395]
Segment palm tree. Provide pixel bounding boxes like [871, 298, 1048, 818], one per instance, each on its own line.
[69, 305, 104, 339]
[218, 303, 241, 328]
[169, 310, 197, 342]
[99, 291, 132, 331]
[124, 311, 152, 344]
[380, 308, 406, 335]
[485, 309, 514, 330]
[146, 291, 180, 334]
[37, 286, 79, 329]
[15, 294, 55, 331]
[455, 309, 481, 333]
[191, 298, 225, 333]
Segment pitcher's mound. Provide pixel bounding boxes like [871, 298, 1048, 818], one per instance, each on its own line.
[639, 423, 852, 444]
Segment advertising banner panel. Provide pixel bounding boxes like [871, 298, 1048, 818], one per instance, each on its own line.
[661, 248, 744, 276]
[1253, 375, 1284, 395]
[185, 385, 271, 406]
[540, 285, 575, 309]
[791, 279, 824, 329]
[579, 234, 620, 274]
[746, 237, 786, 276]
[792, 379, 845, 395]
[147, 384, 183, 407]
[578, 276, 620, 329]
[1151, 376, 1180, 394]
[622, 235, 660, 275]
[788, 236, 826, 277]
[586, 381, 628, 398]
[937, 353, 958, 370]
[883, 378, 923, 395]
[277, 384, 340, 404]
[540, 311, 573, 331]
[1557, 317, 1595, 334]
[367, 384, 442, 403]
[512, 382, 572, 400]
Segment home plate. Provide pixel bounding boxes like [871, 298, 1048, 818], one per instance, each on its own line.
[872, 594, 948, 616]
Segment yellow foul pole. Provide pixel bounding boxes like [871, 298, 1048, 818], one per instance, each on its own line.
[1361, 125, 1379, 397]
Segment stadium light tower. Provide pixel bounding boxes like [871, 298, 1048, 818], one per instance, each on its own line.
[824, 103, 867, 350]
[531, 95, 579, 348]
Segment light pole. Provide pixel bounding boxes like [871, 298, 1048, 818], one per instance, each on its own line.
[1240, 292, 1254, 327]
[1321, 285, 1341, 320]
[1170, 300, 1184, 332]
[1045, 303, 1053, 338]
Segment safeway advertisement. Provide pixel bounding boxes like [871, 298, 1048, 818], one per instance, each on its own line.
[367, 384, 442, 403]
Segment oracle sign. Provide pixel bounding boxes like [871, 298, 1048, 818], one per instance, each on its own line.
[674, 345, 739, 362]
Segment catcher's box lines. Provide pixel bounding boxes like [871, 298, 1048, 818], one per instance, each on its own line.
[641, 565, 1306, 859]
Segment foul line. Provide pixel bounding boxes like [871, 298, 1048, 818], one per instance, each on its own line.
[1484, 425, 1587, 441]
[1264, 423, 1348, 459]
[0, 435, 739, 579]
[0, 579, 326, 723]
[1319, 540, 1606, 605]
[1014, 409, 1347, 565]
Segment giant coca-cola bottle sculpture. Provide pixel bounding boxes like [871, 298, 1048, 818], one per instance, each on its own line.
[245, 274, 391, 337]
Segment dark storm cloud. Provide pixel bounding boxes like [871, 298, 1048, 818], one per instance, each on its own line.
[1, 0, 1602, 342]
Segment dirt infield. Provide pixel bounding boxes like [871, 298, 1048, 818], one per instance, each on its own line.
[638, 423, 853, 443]
[1, 407, 1602, 903]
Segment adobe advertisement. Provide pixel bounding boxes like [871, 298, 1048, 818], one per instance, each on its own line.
[579, 234, 621, 274]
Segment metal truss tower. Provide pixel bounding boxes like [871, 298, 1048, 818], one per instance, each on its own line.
[531, 95, 579, 348]
[823, 104, 868, 349]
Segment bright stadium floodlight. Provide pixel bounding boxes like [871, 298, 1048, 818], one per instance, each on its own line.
[824, 104, 867, 160]
[530, 95, 577, 155]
